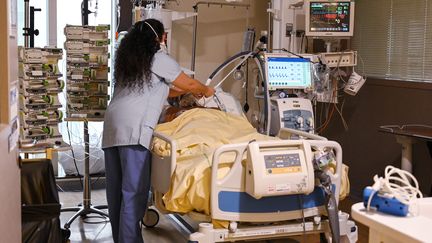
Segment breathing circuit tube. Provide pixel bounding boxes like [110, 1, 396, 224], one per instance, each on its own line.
[205, 50, 270, 135]
[206, 51, 255, 83]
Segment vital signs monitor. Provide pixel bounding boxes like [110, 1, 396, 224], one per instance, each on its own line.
[305, 0, 355, 37]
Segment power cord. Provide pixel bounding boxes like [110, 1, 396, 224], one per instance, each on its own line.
[366, 165, 423, 212]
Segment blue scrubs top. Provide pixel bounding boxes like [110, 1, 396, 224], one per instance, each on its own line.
[102, 50, 181, 149]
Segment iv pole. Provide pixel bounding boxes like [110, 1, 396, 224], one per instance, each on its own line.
[61, 0, 108, 237]
[23, 0, 41, 48]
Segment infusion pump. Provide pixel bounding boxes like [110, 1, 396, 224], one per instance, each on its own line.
[245, 140, 315, 199]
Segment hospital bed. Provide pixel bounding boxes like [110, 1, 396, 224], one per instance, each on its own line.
[146, 107, 357, 243]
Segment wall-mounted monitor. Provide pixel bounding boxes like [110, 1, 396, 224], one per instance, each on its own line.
[305, 0, 355, 37]
[264, 53, 313, 90]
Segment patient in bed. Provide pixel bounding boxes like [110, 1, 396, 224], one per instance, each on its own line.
[153, 107, 277, 215]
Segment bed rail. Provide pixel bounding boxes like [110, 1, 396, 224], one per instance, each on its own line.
[151, 131, 177, 194]
[210, 139, 342, 222]
[278, 127, 328, 141]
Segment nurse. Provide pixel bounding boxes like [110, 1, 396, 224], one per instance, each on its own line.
[102, 19, 215, 243]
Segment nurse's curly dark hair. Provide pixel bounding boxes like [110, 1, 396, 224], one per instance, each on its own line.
[114, 19, 164, 90]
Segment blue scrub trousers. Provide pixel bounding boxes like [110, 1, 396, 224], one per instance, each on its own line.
[103, 145, 151, 243]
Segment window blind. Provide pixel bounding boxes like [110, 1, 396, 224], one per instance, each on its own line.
[352, 0, 432, 82]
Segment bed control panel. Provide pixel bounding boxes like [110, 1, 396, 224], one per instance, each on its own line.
[245, 140, 315, 199]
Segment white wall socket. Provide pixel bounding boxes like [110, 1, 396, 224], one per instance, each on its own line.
[320, 51, 357, 68]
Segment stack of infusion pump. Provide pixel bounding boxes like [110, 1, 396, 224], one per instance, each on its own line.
[64, 25, 110, 119]
[18, 47, 64, 146]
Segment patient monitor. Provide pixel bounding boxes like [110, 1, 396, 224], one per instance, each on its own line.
[245, 141, 315, 199]
[305, 0, 355, 37]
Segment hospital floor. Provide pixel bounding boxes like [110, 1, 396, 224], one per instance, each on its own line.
[58, 179, 369, 243]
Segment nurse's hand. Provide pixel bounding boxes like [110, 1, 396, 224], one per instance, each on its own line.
[204, 87, 215, 98]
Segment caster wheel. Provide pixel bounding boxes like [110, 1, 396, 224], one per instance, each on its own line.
[142, 208, 159, 228]
[62, 228, 71, 242]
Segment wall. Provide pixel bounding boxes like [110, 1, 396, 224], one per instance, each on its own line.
[322, 79, 432, 199]
[0, 0, 21, 242]
[164, 0, 269, 126]
[165, 0, 268, 81]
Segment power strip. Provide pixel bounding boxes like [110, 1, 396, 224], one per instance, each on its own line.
[320, 51, 357, 68]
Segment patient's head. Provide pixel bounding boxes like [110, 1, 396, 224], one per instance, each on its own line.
[161, 94, 219, 123]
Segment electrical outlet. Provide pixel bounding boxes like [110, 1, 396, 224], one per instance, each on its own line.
[320, 51, 357, 68]
[286, 23, 293, 37]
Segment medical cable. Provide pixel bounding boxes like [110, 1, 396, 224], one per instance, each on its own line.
[212, 93, 225, 112]
[300, 32, 305, 53]
[358, 53, 367, 83]
[63, 95, 104, 179]
[244, 58, 250, 113]
[67, 121, 83, 188]
[63, 125, 103, 161]
[256, 54, 270, 135]
[366, 165, 423, 213]
[279, 48, 319, 65]
[333, 99, 348, 131]
[297, 195, 307, 243]
[330, 51, 356, 131]
[315, 168, 340, 243]
[316, 97, 336, 134]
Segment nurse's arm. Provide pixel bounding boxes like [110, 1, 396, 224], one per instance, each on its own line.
[168, 85, 187, 97]
[172, 72, 215, 97]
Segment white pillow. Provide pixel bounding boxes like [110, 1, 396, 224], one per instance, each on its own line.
[202, 88, 244, 116]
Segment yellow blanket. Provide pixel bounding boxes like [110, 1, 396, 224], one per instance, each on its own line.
[153, 108, 277, 215]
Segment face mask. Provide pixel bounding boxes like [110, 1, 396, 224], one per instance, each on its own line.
[160, 42, 168, 54]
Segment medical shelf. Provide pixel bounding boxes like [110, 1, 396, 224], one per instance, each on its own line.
[67, 96, 108, 109]
[19, 110, 63, 128]
[66, 66, 110, 81]
[64, 24, 110, 120]
[64, 25, 110, 41]
[20, 125, 62, 144]
[18, 47, 63, 64]
[66, 109, 107, 119]
[19, 79, 65, 96]
[18, 47, 65, 147]
[64, 41, 109, 55]
[19, 63, 63, 81]
[66, 83, 109, 96]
